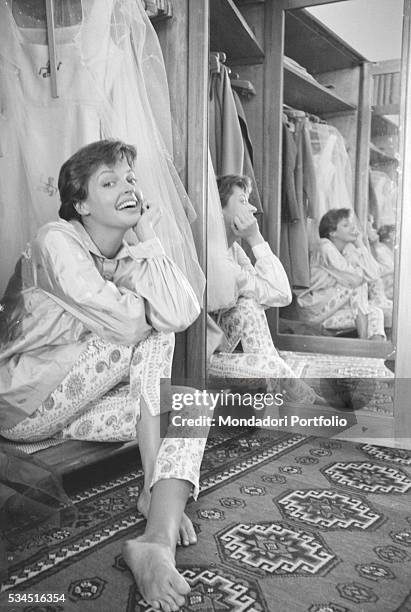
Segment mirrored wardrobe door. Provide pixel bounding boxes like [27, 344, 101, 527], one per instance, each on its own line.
[263, 0, 410, 442]
[275, 0, 404, 364]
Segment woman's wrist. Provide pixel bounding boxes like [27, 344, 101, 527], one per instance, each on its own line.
[247, 231, 264, 248]
[134, 224, 156, 242]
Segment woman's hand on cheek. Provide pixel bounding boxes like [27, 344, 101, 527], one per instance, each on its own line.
[134, 201, 162, 241]
[232, 210, 260, 244]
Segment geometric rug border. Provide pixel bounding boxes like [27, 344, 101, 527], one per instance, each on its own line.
[1, 430, 307, 592]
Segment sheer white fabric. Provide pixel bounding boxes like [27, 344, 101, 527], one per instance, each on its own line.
[369, 170, 397, 228]
[307, 122, 353, 250]
[206, 152, 237, 312]
[0, 0, 204, 299]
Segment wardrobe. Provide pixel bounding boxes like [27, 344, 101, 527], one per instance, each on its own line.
[151, 0, 411, 441]
[1, 0, 410, 450]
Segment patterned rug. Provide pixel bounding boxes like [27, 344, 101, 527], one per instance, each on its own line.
[1, 427, 411, 612]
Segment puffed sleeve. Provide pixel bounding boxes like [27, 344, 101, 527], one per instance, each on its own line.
[207, 250, 241, 312]
[32, 226, 152, 346]
[116, 239, 201, 332]
[319, 241, 368, 288]
[233, 242, 292, 308]
[344, 243, 380, 282]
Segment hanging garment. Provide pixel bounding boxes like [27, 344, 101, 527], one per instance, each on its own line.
[369, 170, 397, 228]
[232, 90, 262, 214]
[280, 116, 314, 289]
[0, 219, 200, 429]
[297, 239, 385, 338]
[206, 152, 238, 314]
[308, 122, 353, 220]
[209, 65, 244, 176]
[0, 0, 204, 299]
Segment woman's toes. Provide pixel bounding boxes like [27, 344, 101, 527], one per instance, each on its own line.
[169, 571, 190, 596]
[179, 526, 189, 547]
[163, 595, 180, 611]
[179, 513, 197, 546]
[172, 591, 186, 608]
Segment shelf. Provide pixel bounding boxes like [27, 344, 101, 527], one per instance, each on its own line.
[372, 103, 400, 117]
[283, 64, 357, 115]
[234, 0, 265, 4]
[371, 113, 399, 138]
[210, 0, 264, 66]
[370, 143, 398, 166]
[285, 9, 366, 75]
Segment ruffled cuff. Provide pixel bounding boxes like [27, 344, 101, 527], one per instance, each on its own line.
[252, 241, 272, 259]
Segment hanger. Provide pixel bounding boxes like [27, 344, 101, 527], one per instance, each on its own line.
[45, 0, 59, 98]
[209, 52, 256, 97]
[283, 105, 305, 119]
[230, 78, 256, 98]
[283, 104, 326, 124]
[209, 51, 228, 74]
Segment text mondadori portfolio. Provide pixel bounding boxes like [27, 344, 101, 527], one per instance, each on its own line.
[171, 415, 348, 428]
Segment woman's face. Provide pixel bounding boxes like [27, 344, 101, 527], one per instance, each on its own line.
[331, 215, 359, 244]
[81, 157, 144, 230]
[222, 185, 256, 229]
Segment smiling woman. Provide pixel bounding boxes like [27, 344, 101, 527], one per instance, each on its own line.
[0, 138, 209, 610]
[58, 140, 150, 258]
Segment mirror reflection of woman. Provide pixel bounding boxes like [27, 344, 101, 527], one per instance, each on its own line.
[298, 208, 387, 339]
[207, 174, 324, 405]
[0, 140, 207, 611]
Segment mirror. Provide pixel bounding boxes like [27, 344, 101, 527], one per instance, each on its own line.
[277, 0, 403, 373]
[205, 0, 405, 423]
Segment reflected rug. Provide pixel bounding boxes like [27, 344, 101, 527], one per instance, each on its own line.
[280, 351, 394, 415]
[1, 428, 411, 612]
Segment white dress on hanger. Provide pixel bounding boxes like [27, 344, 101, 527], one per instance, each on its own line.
[0, 0, 204, 300]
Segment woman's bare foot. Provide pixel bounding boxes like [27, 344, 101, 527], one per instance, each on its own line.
[123, 535, 190, 611]
[137, 490, 197, 547]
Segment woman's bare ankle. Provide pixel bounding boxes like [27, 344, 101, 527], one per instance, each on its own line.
[137, 488, 151, 518]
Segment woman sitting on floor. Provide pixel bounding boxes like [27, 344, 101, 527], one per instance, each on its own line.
[297, 207, 386, 340]
[0, 139, 207, 611]
[207, 174, 323, 405]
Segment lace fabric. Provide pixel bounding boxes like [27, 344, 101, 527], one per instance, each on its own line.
[0, 0, 204, 300]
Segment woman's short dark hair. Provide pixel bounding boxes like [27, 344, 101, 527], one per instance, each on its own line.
[58, 139, 137, 221]
[319, 208, 352, 239]
[377, 224, 395, 243]
[216, 174, 252, 208]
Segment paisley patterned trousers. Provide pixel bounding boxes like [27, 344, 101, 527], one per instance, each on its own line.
[208, 297, 317, 404]
[2, 332, 208, 498]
